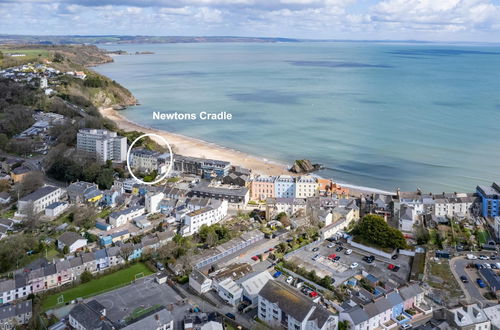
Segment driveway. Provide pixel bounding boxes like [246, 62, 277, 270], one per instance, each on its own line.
[450, 256, 495, 303]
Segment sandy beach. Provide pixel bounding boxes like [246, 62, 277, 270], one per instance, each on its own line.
[99, 107, 291, 176]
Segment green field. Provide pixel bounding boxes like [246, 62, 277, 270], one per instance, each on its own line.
[0, 48, 50, 68]
[477, 230, 490, 245]
[42, 263, 153, 310]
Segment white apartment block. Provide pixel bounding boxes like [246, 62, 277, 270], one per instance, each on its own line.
[17, 186, 64, 215]
[145, 192, 164, 213]
[181, 200, 228, 236]
[129, 149, 161, 173]
[258, 281, 337, 330]
[77, 129, 127, 162]
[295, 176, 318, 198]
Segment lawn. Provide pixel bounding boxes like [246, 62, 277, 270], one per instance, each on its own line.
[477, 230, 490, 245]
[41, 263, 153, 310]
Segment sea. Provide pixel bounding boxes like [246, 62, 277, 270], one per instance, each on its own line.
[94, 42, 500, 193]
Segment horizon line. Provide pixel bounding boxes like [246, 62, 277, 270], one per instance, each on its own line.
[1, 34, 500, 45]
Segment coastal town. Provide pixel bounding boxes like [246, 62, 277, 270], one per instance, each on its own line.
[1, 49, 500, 330]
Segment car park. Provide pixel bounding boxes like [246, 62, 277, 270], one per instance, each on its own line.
[345, 249, 353, 255]
[350, 262, 359, 269]
[476, 278, 486, 288]
[286, 276, 294, 284]
[460, 275, 468, 283]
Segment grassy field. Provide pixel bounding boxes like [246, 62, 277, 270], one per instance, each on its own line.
[42, 263, 153, 310]
[477, 230, 490, 245]
[427, 261, 463, 299]
[0, 48, 50, 68]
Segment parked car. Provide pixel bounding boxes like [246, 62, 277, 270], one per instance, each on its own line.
[334, 256, 341, 261]
[336, 246, 344, 252]
[485, 263, 492, 269]
[350, 262, 359, 269]
[225, 313, 236, 320]
[309, 291, 318, 298]
[392, 265, 400, 272]
[476, 278, 486, 288]
[286, 276, 294, 284]
[345, 249, 353, 255]
[490, 255, 497, 260]
[273, 271, 282, 278]
[479, 255, 488, 260]
[327, 243, 335, 248]
[312, 247, 319, 252]
[312, 254, 320, 261]
[156, 262, 165, 271]
[328, 254, 337, 260]
[401, 324, 412, 329]
[251, 255, 260, 261]
[391, 254, 399, 260]
[460, 275, 469, 283]
[388, 264, 395, 270]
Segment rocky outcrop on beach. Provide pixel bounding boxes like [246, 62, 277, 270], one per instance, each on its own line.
[289, 159, 323, 174]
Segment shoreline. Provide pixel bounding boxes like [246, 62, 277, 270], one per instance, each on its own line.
[99, 107, 291, 176]
[99, 107, 396, 196]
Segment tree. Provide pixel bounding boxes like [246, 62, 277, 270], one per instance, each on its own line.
[80, 270, 93, 283]
[14, 171, 44, 197]
[206, 230, 219, 247]
[72, 205, 96, 229]
[119, 244, 134, 262]
[53, 52, 64, 62]
[0, 133, 8, 150]
[62, 245, 69, 255]
[24, 202, 40, 231]
[277, 212, 291, 227]
[96, 168, 114, 189]
[353, 214, 407, 249]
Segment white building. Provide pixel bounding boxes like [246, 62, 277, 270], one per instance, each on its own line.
[215, 278, 242, 306]
[16, 186, 64, 215]
[109, 206, 145, 227]
[76, 129, 127, 162]
[129, 149, 161, 173]
[45, 201, 69, 217]
[295, 176, 318, 198]
[146, 192, 164, 213]
[189, 269, 212, 294]
[445, 304, 491, 330]
[238, 271, 273, 307]
[181, 200, 228, 236]
[58, 232, 88, 253]
[258, 280, 337, 330]
[399, 205, 417, 232]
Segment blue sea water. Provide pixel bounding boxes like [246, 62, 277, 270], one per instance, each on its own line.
[94, 42, 500, 193]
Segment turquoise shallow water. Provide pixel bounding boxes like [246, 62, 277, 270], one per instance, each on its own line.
[95, 42, 500, 193]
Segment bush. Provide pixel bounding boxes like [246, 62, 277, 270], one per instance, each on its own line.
[80, 270, 93, 283]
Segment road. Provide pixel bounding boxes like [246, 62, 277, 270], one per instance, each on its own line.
[450, 255, 497, 304]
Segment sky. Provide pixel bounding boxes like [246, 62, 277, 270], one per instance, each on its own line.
[1, 0, 500, 42]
